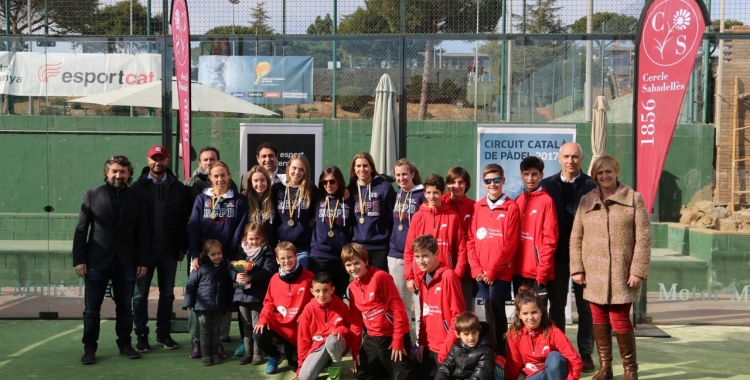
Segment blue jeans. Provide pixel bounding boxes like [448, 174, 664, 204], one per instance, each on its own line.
[297, 250, 310, 270]
[525, 352, 569, 380]
[132, 248, 178, 336]
[82, 260, 137, 352]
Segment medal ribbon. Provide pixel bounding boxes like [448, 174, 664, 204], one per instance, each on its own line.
[210, 195, 222, 216]
[285, 185, 302, 220]
[357, 182, 370, 219]
[397, 190, 412, 226]
[325, 196, 341, 231]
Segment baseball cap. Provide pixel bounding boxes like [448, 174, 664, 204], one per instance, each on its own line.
[147, 145, 169, 158]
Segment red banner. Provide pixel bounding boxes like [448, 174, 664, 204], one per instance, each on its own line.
[634, 0, 709, 213]
[171, 0, 191, 179]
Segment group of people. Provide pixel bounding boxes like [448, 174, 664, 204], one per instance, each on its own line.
[72, 140, 651, 380]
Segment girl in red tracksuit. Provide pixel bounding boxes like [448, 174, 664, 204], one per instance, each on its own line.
[514, 184, 558, 301]
[466, 164, 520, 357]
[505, 285, 582, 380]
[253, 242, 314, 374]
[413, 235, 466, 379]
[297, 272, 352, 380]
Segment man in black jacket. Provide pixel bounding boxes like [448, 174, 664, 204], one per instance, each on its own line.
[539, 142, 597, 373]
[130, 145, 190, 353]
[73, 155, 149, 364]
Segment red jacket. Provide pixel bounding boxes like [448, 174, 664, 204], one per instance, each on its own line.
[257, 269, 314, 343]
[347, 267, 410, 360]
[417, 264, 466, 363]
[297, 295, 352, 372]
[404, 204, 467, 281]
[514, 189, 558, 285]
[466, 195, 520, 282]
[441, 194, 475, 235]
[505, 325, 583, 380]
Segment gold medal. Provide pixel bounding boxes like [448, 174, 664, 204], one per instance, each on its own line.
[398, 224, 404, 231]
[396, 190, 411, 232]
[327, 230, 335, 238]
[210, 212, 216, 219]
[288, 219, 295, 226]
[359, 217, 365, 224]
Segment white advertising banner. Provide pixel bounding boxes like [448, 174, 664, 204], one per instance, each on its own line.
[0, 52, 161, 96]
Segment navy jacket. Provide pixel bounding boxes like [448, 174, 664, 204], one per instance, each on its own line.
[349, 176, 397, 251]
[232, 245, 278, 304]
[388, 185, 426, 259]
[188, 188, 249, 260]
[183, 258, 233, 313]
[310, 194, 355, 261]
[540, 171, 596, 262]
[272, 183, 319, 252]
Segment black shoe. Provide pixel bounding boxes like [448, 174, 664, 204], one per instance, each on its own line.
[222, 336, 231, 343]
[135, 334, 151, 353]
[582, 354, 596, 373]
[81, 350, 96, 364]
[120, 345, 142, 359]
[238, 355, 253, 365]
[156, 333, 179, 350]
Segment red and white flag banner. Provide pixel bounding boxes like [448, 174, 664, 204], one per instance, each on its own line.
[171, 0, 191, 179]
[634, 0, 709, 213]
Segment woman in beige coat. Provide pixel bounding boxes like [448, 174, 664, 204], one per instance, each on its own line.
[569, 155, 651, 380]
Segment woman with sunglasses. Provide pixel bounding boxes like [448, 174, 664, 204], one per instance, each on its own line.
[309, 166, 355, 298]
[348, 152, 397, 272]
[465, 163, 520, 357]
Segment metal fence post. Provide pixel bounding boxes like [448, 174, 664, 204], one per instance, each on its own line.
[399, 37, 407, 159]
[332, 0, 337, 119]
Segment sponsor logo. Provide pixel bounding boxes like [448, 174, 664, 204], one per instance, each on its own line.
[264, 92, 281, 98]
[476, 227, 487, 240]
[247, 91, 264, 97]
[464, 214, 471, 220]
[277, 305, 287, 317]
[529, 210, 537, 215]
[643, 0, 703, 67]
[439, 223, 448, 230]
[334, 317, 342, 324]
[283, 92, 308, 99]
[542, 345, 550, 355]
[230, 92, 245, 97]
[297, 287, 305, 294]
[497, 213, 505, 220]
[368, 292, 374, 300]
[434, 287, 442, 295]
[313, 335, 324, 342]
[38, 62, 63, 83]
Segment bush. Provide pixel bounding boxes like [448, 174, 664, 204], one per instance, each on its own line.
[359, 105, 374, 119]
[49, 97, 67, 106]
[336, 86, 371, 112]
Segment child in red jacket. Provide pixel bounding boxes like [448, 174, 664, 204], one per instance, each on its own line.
[253, 242, 314, 375]
[466, 163, 520, 357]
[514, 157, 558, 303]
[297, 272, 352, 380]
[505, 285, 582, 380]
[443, 167, 477, 312]
[414, 234, 466, 379]
[343, 242, 413, 380]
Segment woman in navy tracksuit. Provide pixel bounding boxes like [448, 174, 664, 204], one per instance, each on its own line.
[272, 154, 318, 270]
[348, 152, 397, 272]
[309, 166, 355, 298]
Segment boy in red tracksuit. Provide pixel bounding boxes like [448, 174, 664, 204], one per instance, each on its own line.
[253, 242, 314, 375]
[297, 272, 352, 380]
[343, 243, 413, 380]
[442, 167, 476, 312]
[466, 163, 520, 357]
[414, 234, 466, 380]
[514, 157, 558, 303]
[404, 174, 467, 295]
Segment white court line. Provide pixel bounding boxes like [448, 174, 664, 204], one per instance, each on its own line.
[0, 360, 10, 370]
[9, 322, 93, 357]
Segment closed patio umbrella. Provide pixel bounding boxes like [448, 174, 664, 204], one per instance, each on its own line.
[370, 74, 399, 178]
[588, 95, 609, 174]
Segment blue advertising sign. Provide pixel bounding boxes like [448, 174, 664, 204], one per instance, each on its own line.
[476, 124, 576, 200]
[198, 56, 313, 104]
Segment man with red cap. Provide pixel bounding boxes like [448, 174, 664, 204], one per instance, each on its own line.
[131, 145, 191, 353]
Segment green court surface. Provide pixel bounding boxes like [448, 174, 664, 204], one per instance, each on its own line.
[0, 320, 748, 379]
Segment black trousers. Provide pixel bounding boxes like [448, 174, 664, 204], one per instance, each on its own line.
[416, 349, 439, 380]
[355, 334, 413, 380]
[483, 298, 507, 356]
[548, 259, 594, 356]
[309, 256, 350, 299]
[368, 249, 390, 273]
[253, 327, 299, 371]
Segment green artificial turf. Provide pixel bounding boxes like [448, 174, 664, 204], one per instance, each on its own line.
[0, 320, 748, 379]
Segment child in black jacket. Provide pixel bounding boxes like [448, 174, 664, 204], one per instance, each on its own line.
[436, 312, 496, 380]
[183, 239, 233, 366]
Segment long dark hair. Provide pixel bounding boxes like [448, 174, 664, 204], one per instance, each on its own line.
[507, 285, 553, 342]
[318, 166, 346, 199]
[348, 151, 380, 187]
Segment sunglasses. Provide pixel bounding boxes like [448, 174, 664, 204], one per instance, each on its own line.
[483, 177, 504, 184]
[321, 179, 337, 186]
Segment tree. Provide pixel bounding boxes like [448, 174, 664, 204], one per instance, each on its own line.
[0, 0, 97, 35]
[513, 0, 564, 34]
[249, 1, 274, 35]
[711, 19, 744, 30]
[84, 1, 164, 53]
[569, 12, 638, 34]
[200, 26, 275, 56]
[307, 14, 333, 35]
[338, 7, 396, 68]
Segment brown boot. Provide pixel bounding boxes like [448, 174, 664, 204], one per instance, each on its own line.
[592, 324, 613, 380]
[615, 330, 638, 380]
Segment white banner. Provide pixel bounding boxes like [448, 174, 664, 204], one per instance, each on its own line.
[0, 52, 161, 96]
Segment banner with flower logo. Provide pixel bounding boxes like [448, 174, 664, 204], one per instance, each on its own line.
[633, 0, 709, 214]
